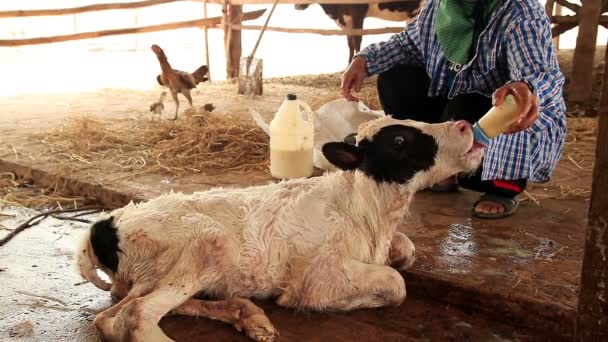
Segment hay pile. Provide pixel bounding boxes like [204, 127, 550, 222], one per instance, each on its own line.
[524, 117, 597, 203]
[33, 110, 270, 177]
[566, 116, 597, 144]
[563, 117, 597, 173]
[0, 172, 88, 209]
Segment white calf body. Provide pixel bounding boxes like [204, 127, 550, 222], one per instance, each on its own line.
[77, 117, 483, 341]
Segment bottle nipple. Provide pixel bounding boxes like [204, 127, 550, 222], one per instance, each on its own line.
[473, 94, 519, 146]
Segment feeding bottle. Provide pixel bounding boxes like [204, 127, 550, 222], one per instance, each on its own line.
[472, 94, 520, 145]
[269, 93, 314, 179]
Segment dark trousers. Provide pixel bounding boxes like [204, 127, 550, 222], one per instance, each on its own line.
[377, 65, 526, 197]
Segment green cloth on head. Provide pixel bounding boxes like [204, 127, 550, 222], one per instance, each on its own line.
[435, 0, 498, 64]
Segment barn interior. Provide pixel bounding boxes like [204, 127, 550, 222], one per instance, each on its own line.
[0, 0, 606, 341]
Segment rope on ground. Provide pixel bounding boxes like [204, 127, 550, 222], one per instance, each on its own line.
[0, 206, 109, 248]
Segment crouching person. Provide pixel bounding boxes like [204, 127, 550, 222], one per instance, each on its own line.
[341, 0, 566, 219]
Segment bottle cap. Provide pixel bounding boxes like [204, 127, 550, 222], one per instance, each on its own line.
[287, 93, 297, 100]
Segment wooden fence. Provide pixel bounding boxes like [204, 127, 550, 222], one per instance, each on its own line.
[0, 0, 404, 78]
[546, 0, 608, 103]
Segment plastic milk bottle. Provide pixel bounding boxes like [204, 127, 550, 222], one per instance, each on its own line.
[472, 94, 521, 145]
[269, 93, 314, 179]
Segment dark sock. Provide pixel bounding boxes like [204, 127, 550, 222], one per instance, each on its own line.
[458, 168, 527, 198]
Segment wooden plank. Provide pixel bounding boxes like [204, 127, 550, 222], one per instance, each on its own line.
[545, 0, 556, 18]
[575, 38, 608, 341]
[552, 23, 577, 37]
[223, 0, 232, 78]
[569, 0, 603, 103]
[0, 0, 188, 18]
[553, 3, 562, 49]
[224, 24, 404, 36]
[0, 9, 265, 47]
[555, 0, 580, 14]
[0, 0, 408, 15]
[226, 4, 243, 79]
[203, 0, 211, 81]
[205, 0, 416, 4]
[552, 15, 608, 24]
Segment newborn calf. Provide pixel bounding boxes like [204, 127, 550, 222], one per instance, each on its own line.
[76, 117, 483, 342]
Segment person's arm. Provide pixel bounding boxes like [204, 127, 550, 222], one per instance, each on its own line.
[341, 18, 426, 101]
[355, 18, 425, 76]
[501, 14, 566, 133]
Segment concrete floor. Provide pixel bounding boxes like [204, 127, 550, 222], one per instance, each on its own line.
[0, 206, 561, 342]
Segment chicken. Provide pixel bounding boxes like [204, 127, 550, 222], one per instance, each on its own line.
[149, 91, 166, 119]
[151, 44, 209, 120]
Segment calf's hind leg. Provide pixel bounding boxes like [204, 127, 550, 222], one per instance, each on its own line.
[171, 297, 278, 341]
[279, 260, 406, 311]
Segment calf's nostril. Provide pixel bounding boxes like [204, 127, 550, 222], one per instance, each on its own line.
[454, 120, 470, 133]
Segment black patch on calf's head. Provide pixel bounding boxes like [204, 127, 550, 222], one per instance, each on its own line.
[323, 124, 439, 184]
[90, 216, 121, 272]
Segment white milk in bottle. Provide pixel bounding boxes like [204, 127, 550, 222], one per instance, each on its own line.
[269, 93, 314, 179]
[472, 94, 520, 145]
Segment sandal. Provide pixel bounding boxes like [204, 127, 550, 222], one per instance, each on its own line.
[472, 193, 519, 219]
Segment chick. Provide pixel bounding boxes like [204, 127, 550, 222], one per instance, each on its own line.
[202, 103, 215, 112]
[149, 92, 167, 119]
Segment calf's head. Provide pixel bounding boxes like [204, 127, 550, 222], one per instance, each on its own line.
[322, 117, 483, 190]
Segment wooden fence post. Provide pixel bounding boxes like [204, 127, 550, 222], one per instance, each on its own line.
[553, 3, 562, 50]
[575, 38, 608, 341]
[569, 0, 602, 104]
[203, 0, 211, 81]
[223, 0, 242, 79]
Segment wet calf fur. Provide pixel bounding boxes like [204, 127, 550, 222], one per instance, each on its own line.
[76, 117, 483, 342]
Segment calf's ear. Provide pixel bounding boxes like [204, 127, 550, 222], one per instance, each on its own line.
[322, 142, 362, 170]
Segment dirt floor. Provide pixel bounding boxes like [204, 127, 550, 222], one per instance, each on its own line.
[0, 48, 601, 341]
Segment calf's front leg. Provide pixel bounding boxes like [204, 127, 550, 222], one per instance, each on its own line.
[95, 274, 201, 342]
[388, 231, 416, 271]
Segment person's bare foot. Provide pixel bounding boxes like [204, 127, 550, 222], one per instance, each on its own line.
[472, 194, 519, 219]
[474, 200, 505, 215]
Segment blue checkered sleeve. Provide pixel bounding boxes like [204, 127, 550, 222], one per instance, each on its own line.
[505, 15, 566, 133]
[354, 19, 424, 76]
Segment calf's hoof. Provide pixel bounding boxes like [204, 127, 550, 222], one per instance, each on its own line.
[389, 232, 416, 271]
[236, 312, 279, 342]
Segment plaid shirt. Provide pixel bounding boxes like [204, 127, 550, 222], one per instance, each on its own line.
[356, 0, 566, 183]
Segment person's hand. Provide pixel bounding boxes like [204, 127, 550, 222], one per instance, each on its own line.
[341, 56, 367, 102]
[492, 81, 539, 134]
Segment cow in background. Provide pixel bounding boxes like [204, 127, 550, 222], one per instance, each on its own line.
[295, 1, 425, 64]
